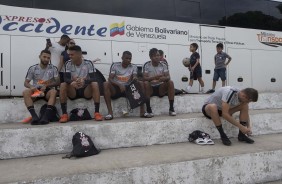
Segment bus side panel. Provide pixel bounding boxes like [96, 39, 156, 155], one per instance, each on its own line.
[168, 45, 191, 91]
[227, 48, 252, 89]
[75, 39, 112, 79]
[0, 35, 11, 96]
[252, 50, 282, 92]
[11, 36, 49, 96]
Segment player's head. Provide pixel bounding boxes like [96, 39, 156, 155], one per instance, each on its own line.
[216, 43, 224, 53]
[68, 45, 82, 63]
[190, 43, 198, 52]
[149, 48, 160, 63]
[121, 51, 132, 67]
[239, 88, 258, 103]
[39, 50, 51, 66]
[60, 34, 70, 46]
[159, 50, 164, 57]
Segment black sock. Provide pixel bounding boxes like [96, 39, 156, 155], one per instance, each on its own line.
[169, 100, 174, 111]
[27, 106, 39, 119]
[239, 121, 248, 136]
[94, 103, 100, 113]
[216, 125, 228, 138]
[61, 103, 67, 114]
[146, 99, 152, 113]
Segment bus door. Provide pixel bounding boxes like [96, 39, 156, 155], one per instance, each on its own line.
[200, 25, 226, 92]
[0, 35, 11, 96]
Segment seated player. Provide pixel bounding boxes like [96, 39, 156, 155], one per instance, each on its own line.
[59, 45, 103, 122]
[103, 51, 145, 120]
[22, 50, 59, 125]
[143, 48, 176, 117]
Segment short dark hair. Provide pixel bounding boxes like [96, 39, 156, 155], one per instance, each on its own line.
[40, 49, 51, 55]
[191, 43, 198, 50]
[122, 51, 132, 57]
[242, 88, 258, 102]
[68, 45, 82, 52]
[149, 48, 159, 58]
[61, 34, 70, 40]
[158, 50, 164, 56]
[216, 43, 224, 49]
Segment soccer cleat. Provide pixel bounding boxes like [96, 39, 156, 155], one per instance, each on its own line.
[21, 116, 32, 124]
[31, 89, 44, 98]
[30, 118, 40, 125]
[169, 110, 176, 116]
[221, 137, 232, 146]
[238, 133, 255, 144]
[59, 114, 69, 123]
[206, 89, 215, 94]
[94, 112, 103, 121]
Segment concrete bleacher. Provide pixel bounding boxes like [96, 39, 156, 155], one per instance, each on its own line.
[0, 93, 282, 183]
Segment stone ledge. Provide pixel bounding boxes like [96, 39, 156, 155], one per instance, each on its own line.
[0, 109, 281, 159]
[1, 92, 282, 124]
[0, 134, 281, 184]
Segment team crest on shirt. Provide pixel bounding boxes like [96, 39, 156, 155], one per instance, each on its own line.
[132, 90, 141, 100]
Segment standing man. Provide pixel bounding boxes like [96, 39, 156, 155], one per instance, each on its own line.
[22, 50, 59, 125]
[207, 43, 232, 93]
[46, 35, 70, 82]
[103, 51, 145, 120]
[143, 48, 176, 117]
[202, 86, 258, 146]
[59, 45, 103, 123]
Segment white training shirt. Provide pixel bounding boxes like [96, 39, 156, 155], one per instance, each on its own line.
[49, 41, 65, 71]
[204, 86, 240, 110]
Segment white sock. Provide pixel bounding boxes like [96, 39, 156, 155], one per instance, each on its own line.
[200, 87, 204, 92]
[186, 85, 192, 92]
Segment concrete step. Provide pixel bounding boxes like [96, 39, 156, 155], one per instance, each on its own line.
[1, 92, 282, 124]
[0, 133, 281, 184]
[1, 109, 281, 159]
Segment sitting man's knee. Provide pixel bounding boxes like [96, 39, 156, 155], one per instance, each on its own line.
[49, 89, 57, 96]
[22, 89, 32, 96]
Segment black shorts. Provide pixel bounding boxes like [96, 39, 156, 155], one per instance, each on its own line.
[151, 84, 166, 98]
[111, 85, 126, 100]
[68, 86, 92, 100]
[59, 72, 64, 83]
[202, 104, 222, 119]
[190, 67, 202, 80]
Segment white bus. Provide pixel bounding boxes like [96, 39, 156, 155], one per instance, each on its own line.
[0, 0, 282, 96]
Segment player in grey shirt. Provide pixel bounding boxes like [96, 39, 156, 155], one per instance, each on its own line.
[22, 50, 59, 125]
[143, 48, 176, 117]
[207, 43, 231, 93]
[202, 86, 258, 146]
[103, 51, 145, 120]
[59, 45, 103, 122]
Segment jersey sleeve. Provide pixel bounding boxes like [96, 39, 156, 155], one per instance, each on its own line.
[86, 61, 95, 73]
[196, 52, 200, 59]
[162, 62, 169, 73]
[65, 61, 72, 73]
[143, 62, 150, 73]
[110, 63, 117, 74]
[25, 66, 34, 81]
[52, 66, 59, 78]
[221, 89, 234, 103]
[225, 52, 231, 59]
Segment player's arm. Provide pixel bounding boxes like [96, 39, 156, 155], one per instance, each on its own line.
[58, 55, 64, 72]
[225, 54, 232, 66]
[221, 102, 250, 134]
[159, 64, 170, 82]
[24, 79, 36, 90]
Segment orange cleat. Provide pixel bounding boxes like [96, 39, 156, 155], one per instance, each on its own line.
[21, 116, 32, 124]
[31, 89, 44, 98]
[59, 114, 69, 123]
[94, 112, 103, 121]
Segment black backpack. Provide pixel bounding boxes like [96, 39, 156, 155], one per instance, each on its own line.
[39, 104, 60, 122]
[63, 132, 100, 159]
[69, 108, 92, 121]
[188, 130, 211, 142]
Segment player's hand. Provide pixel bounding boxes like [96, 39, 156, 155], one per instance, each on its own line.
[71, 81, 79, 89]
[119, 85, 126, 93]
[239, 126, 251, 135]
[76, 78, 85, 88]
[40, 85, 46, 92]
[92, 58, 101, 62]
[30, 87, 37, 92]
[159, 76, 167, 82]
